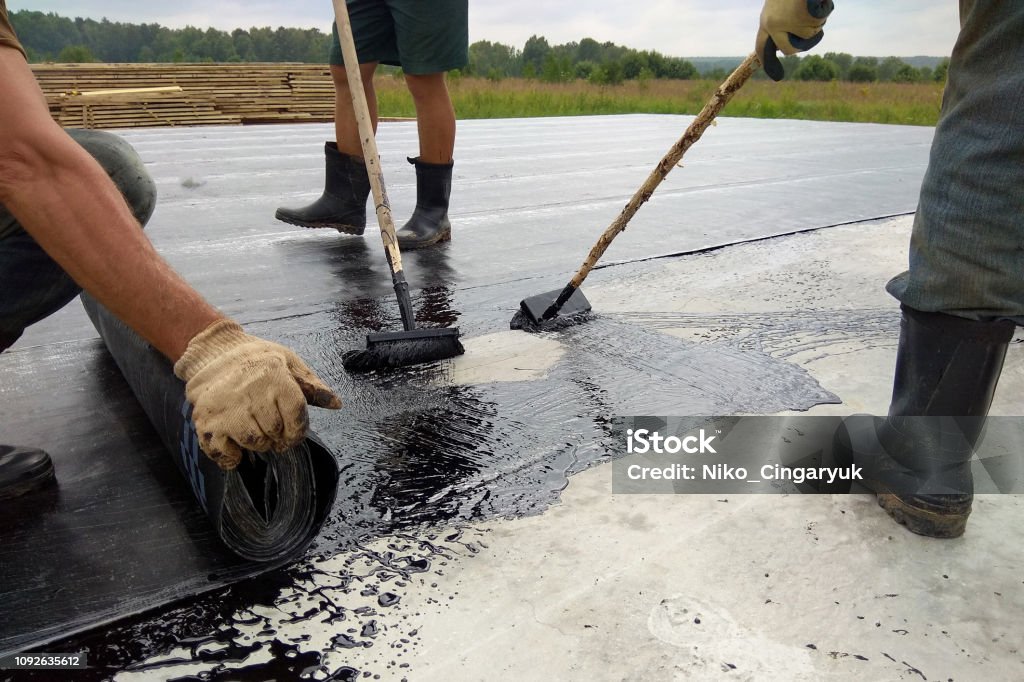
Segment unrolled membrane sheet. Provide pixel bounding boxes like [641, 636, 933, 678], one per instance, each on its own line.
[0, 296, 339, 656]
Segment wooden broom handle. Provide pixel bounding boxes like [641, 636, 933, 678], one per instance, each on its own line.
[569, 53, 759, 288]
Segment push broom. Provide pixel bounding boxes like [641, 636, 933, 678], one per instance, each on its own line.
[512, 54, 760, 332]
[332, 0, 464, 371]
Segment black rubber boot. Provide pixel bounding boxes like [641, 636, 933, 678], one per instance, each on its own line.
[396, 158, 453, 250]
[275, 142, 370, 234]
[834, 305, 1015, 538]
[0, 445, 56, 501]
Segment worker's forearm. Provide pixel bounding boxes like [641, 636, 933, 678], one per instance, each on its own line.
[1, 138, 220, 361]
[0, 48, 342, 464]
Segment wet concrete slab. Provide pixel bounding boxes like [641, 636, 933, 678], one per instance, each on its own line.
[402, 218, 1024, 681]
[4, 117, 1020, 679]
[36, 215, 1019, 682]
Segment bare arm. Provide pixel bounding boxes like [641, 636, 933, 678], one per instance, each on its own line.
[0, 45, 341, 466]
[0, 46, 219, 360]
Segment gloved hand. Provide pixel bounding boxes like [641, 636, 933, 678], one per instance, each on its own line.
[756, 0, 835, 81]
[174, 319, 342, 470]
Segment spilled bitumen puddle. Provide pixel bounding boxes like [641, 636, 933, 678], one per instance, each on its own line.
[37, 528, 491, 681]
[3, 285, 848, 681]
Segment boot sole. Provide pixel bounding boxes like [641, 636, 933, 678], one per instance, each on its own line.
[275, 213, 365, 236]
[876, 493, 969, 539]
[397, 227, 452, 251]
[0, 456, 56, 502]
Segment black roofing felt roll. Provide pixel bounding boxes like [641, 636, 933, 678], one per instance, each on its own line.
[81, 293, 338, 562]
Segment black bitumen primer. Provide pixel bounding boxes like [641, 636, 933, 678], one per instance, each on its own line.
[0, 117, 928, 678]
[1, 292, 841, 679]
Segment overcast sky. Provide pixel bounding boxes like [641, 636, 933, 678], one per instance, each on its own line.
[7, 1, 961, 58]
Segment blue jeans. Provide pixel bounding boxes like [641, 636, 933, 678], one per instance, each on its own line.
[0, 129, 157, 351]
[886, 0, 1024, 323]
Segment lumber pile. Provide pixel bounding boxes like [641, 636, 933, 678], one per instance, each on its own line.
[31, 63, 337, 129]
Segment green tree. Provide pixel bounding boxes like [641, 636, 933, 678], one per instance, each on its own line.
[574, 60, 597, 80]
[231, 29, 257, 62]
[620, 52, 647, 80]
[664, 58, 697, 80]
[892, 63, 922, 83]
[795, 54, 839, 81]
[57, 44, 98, 62]
[10, 10, 82, 60]
[847, 63, 876, 82]
[637, 67, 654, 88]
[468, 40, 521, 78]
[11, 10, 341, 64]
[521, 35, 551, 73]
[823, 51, 853, 79]
[589, 61, 624, 86]
[540, 53, 572, 83]
[934, 57, 950, 83]
[577, 37, 601, 63]
[602, 60, 624, 85]
[877, 56, 906, 82]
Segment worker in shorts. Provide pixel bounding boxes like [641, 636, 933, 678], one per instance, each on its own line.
[0, 1, 342, 499]
[276, 0, 468, 250]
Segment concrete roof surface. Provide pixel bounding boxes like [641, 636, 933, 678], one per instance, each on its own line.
[2, 116, 1021, 681]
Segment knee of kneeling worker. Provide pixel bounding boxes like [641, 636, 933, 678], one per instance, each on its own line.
[67, 129, 157, 228]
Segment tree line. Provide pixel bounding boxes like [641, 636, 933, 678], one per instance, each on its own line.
[11, 10, 947, 85]
[775, 53, 949, 84]
[10, 10, 332, 63]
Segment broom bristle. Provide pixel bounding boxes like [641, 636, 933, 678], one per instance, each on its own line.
[343, 328, 464, 372]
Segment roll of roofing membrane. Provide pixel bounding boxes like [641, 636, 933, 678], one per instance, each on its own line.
[81, 294, 338, 562]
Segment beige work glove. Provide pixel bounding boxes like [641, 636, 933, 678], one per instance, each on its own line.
[756, 0, 834, 81]
[174, 319, 342, 470]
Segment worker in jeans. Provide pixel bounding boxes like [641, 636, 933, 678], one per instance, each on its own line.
[760, 0, 1021, 537]
[275, 0, 468, 250]
[0, 1, 341, 500]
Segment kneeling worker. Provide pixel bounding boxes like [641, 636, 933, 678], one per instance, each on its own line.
[0, 2, 342, 500]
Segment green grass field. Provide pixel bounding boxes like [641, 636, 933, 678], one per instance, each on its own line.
[375, 76, 945, 127]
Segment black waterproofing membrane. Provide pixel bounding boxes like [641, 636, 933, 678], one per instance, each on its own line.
[0, 296, 338, 656]
[0, 116, 935, 660]
[81, 294, 338, 562]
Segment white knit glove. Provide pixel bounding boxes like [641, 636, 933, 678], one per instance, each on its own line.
[174, 319, 341, 470]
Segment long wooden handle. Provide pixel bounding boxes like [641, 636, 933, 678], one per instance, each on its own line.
[332, 0, 404, 277]
[568, 53, 759, 288]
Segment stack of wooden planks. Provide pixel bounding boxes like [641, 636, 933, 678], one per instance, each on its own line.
[31, 63, 337, 129]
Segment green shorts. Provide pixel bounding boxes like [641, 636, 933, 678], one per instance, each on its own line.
[329, 0, 468, 74]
